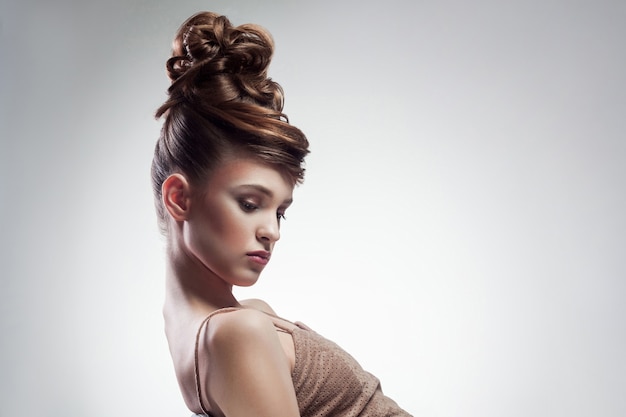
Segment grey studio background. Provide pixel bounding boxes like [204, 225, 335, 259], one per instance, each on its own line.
[1, 0, 625, 416]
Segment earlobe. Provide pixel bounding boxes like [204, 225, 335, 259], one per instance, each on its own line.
[162, 174, 191, 221]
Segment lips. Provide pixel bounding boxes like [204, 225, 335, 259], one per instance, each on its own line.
[247, 251, 271, 266]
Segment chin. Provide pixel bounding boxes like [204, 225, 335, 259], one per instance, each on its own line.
[234, 280, 260, 288]
[231, 272, 262, 287]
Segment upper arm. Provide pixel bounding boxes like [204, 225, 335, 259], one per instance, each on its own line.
[204, 309, 300, 417]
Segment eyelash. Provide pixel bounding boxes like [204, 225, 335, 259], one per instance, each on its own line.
[239, 200, 258, 212]
[239, 200, 287, 221]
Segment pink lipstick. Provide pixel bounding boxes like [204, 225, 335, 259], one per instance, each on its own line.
[247, 251, 271, 265]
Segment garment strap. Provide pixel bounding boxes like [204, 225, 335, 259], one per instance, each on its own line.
[194, 307, 241, 417]
[193, 306, 299, 416]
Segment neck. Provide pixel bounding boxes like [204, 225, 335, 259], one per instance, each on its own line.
[163, 238, 240, 320]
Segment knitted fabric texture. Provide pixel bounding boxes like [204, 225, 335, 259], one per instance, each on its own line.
[193, 309, 412, 417]
[289, 322, 411, 417]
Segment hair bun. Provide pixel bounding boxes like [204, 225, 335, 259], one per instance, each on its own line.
[153, 12, 309, 233]
[163, 12, 280, 111]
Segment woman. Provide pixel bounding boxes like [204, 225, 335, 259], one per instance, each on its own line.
[152, 11, 412, 417]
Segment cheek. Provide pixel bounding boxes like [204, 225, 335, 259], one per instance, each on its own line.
[218, 214, 253, 252]
[209, 203, 247, 244]
[185, 204, 248, 258]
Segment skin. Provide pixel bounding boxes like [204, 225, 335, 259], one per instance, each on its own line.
[162, 157, 301, 417]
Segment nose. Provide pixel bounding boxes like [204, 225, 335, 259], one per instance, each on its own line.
[257, 215, 280, 244]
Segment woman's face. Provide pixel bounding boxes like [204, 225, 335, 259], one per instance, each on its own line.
[182, 158, 294, 287]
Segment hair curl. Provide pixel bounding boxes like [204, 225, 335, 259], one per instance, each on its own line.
[151, 12, 309, 233]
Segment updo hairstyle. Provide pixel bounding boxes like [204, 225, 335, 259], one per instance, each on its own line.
[151, 12, 309, 233]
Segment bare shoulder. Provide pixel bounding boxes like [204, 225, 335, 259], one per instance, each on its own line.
[240, 298, 277, 315]
[204, 308, 280, 357]
[201, 309, 299, 416]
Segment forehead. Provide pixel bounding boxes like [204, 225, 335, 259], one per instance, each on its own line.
[205, 158, 294, 199]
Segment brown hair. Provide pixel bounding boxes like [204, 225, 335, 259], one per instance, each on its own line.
[151, 12, 309, 233]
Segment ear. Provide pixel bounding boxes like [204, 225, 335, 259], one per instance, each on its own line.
[162, 173, 192, 222]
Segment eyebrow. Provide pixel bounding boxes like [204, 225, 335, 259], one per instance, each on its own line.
[236, 184, 293, 205]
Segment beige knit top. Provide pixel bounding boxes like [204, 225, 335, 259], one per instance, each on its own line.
[193, 308, 412, 417]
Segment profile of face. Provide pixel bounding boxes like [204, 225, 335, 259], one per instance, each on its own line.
[170, 158, 294, 287]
